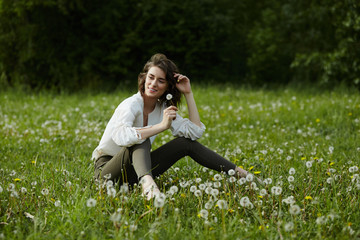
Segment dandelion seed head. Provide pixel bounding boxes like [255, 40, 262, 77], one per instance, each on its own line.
[166, 94, 173, 101]
[284, 222, 294, 232]
[54, 200, 61, 207]
[238, 178, 246, 185]
[190, 185, 197, 192]
[287, 176, 295, 182]
[216, 199, 228, 210]
[214, 174, 222, 181]
[289, 204, 301, 215]
[21, 187, 27, 193]
[271, 186, 282, 196]
[246, 174, 254, 182]
[228, 169, 236, 176]
[306, 161, 313, 168]
[86, 198, 97, 207]
[289, 168, 296, 175]
[228, 176, 236, 183]
[199, 209, 209, 219]
[264, 178, 272, 185]
[41, 188, 49, 196]
[110, 212, 121, 222]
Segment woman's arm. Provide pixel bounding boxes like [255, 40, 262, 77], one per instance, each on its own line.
[174, 73, 202, 127]
[137, 106, 178, 139]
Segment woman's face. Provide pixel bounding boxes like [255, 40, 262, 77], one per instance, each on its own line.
[144, 66, 168, 99]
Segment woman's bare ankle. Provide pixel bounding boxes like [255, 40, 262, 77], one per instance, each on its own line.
[140, 175, 160, 200]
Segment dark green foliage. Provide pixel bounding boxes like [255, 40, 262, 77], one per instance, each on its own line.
[0, 0, 359, 91]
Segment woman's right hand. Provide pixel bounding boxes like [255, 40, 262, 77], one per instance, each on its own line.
[161, 106, 178, 129]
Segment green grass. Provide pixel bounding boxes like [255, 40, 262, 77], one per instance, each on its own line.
[1, 85, 359, 239]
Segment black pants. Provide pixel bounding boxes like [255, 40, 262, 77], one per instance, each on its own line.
[94, 137, 237, 185]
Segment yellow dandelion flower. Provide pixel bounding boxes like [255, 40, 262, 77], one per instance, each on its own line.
[239, 166, 244, 169]
[51, 198, 55, 202]
[330, 162, 335, 166]
[181, 193, 186, 198]
[259, 225, 265, 230]
[316, 118, 320, 123]
[258, 195, 263, 199]
[254, 171, 261, 175]
[197, 214, 201, 218]
[348, 112, 352, 116]
[259, 158, 264, 161]
[146, 205, 151, 210]
[301, 157, 306, 161]
[14, 178, 21, 182]
[31, 161, 36, 164]
[305, 196, 313, 200]
[348, 222, 352, 226]
[327, 172, 331, 176]
[317, 213, 322, 217]
[313, 157, 319, 160]
[249, 166, 254, 170]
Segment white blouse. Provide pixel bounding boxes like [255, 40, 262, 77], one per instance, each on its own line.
[92, 92, 206, 161]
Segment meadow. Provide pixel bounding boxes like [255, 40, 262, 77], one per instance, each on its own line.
[0, 85, 359, 239]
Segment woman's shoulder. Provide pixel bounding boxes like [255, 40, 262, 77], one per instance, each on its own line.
[116, 92, 144, 113]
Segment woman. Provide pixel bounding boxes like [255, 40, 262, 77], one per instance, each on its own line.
[92, 53, 251, 200]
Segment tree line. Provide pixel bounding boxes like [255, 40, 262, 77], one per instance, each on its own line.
[0, 0, 359, 91]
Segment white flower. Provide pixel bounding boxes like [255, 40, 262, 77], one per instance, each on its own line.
[169, 185, 179, 194]
[54, 200, 61, 207]
[289, 204, 301, 215]
[282, 196, 296, 205]
[246, 174, 254, 182]
[271, 186, 282, 196]
[41, 188, 49, 196]
[210, 189, 219, 197]
[228, 169, 236, 176]
[216, 200, 228, 210]
[110, 212, 121, 222]
[205, 187, 213, 195]
[316, 216, 327, 225]
[264, 178, 272, 185]
[21, 187, 27, 193]
[240, 197, 250, 207]
[228, 176, 236, 183]
[327, 177, 334, 184]
[107, 187, 116, 198]
[205, 201, 213, 209]
[154, 193, 166, 208]
[86, 198, 97, 207]
[190, 185, 197, 192]
[213, 181, 221, 188]
[195, 178, 202, 183]
[120, 184, 129, 194]
[306, 161, 313, 168]
[349, 166, 359, 173]
[284, 222, 294, 232]
[259, 189, 267, 196]
[7, 183, 15, 191]
[199, 184, 206, 190]
[199, 209, 209, 219]
[287, 176, 295, 183]
[238, 178, 246, 185]
[214, 174, 222, 181]
[166, 94, 173, 101]
[289, 168, 296, 175]
[10, 191, 19, 198]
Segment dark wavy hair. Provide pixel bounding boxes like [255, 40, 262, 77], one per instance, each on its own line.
[138, 53, 181, 107]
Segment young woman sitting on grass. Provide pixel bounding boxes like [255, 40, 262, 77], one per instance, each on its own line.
[92, 53, 257, 200]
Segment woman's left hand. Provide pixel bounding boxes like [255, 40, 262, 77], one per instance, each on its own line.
[174, 73, 192, 94]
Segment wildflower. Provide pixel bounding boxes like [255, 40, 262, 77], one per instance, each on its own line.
[228, 169, 236, 176]
[7, 183, 15, 191]
[166, 94, 173, 101]
[41, 188, 49, 196]
[259, 189, 267, 196]
[214, 174, 222, 181]
[54, 200, 61, 207]
[246, 174, 254, 182]
[213, 181, 221, 188]
[168, 185, 179, 195]
[66, 181, 72, 188]
[306, 161, 312, 168]
[228, 176, 236, 183]
[120, 184, 129, 194]
[282, 196, 296, 205]
[316, 216, 327, 225]
[198, 184, 206, 190]
[195, 178, 202, 183]
[199, 209, 209, 219]
[284, 222, 294, 232]
[14, 178, 21, 182]
[305, 196, 312, 200]
[86, 198, 97, 207]
[289, 204, 301, 215]
[238, 178, 246, 185]
[21, 187, 27, 193]
[349, 166, 359, 173]
[327, 177, 334, 184]
[328, 146, 334, 154]
[240, 197, 250, 207]
[154, 193, 166, 208]
[10, 191, 19, 198]
[216, 200, 228, 210]
[190, 185, 197, 192]
[254, 171, 261, 175]
[289, 168, 296, 175]
[271, 186, 282, 196]
[179, 181, 188, 188]
[287, 176, 295, 183]
[107, 187, 116, 198]
[103, 173, 112, 180]
[205, 187, 213, 195]
[205, 201, 214, 209]
[210, 189, 219, 197]
[263, 178, 272, 185]
[110, 212, 121, 222]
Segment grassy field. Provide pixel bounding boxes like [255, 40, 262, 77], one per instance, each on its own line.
[0, 85, 359, 239]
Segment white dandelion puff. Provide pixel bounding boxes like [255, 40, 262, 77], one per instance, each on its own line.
[284, 222, 294, 232]
[271, 186, 282, 196]
[228, 169, 236, 176]
[190, 185, 197, 193]
[41, 188, 49, 196]
[289, 204, 301, 215]
[194, 190, 202, 197]
[166, 94, 173, 101]
[54, 200, 61, 207]
[246, 174, 254, 182]
[289, 168, 296, 175]
[86, 198, 97, 207]
[306, 161, 313, 168]
[199, 209, 209, 219]
[287, 176, 295, 183]
[216, 199, 228, 210]
[214, 174, 222, 181]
